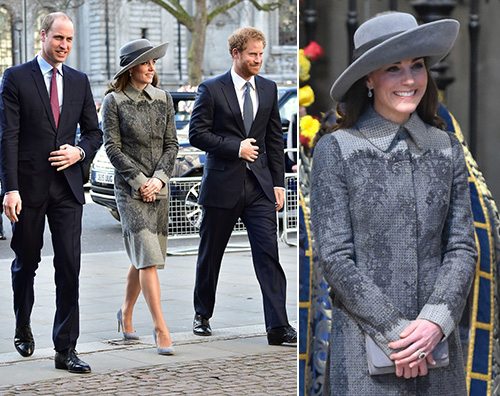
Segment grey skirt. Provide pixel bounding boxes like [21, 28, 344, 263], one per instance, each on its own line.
[115, 176, 169, 270]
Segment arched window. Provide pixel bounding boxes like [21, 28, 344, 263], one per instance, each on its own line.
[34, 9, 51, 55]
[0, 6, 13, 75]
[279, 0, 297, 46]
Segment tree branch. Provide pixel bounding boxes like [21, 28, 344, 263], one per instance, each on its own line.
[138, 0, 194, 28]
[248, 0, 282, 11]
[207, 0, 244, 23]
[207, 0, 282, 23]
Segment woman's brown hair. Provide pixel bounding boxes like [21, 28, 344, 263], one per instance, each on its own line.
[314, 61, 446, 145]
[105, 70, 159, 95]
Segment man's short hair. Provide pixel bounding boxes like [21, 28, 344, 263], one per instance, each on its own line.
[41, 12, 73, 34]
[228, 27, 266, 57]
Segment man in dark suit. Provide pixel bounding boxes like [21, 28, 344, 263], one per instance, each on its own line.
[189, 26, 296, 345]
[0, 12, 102, 373]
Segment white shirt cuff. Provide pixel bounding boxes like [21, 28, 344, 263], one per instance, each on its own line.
[77, 146, 86, 162]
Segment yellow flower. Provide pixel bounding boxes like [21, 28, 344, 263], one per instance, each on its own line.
[299, 85, 315, 107]
[299, 115, 320, 148]
[299, 50, 311, 82]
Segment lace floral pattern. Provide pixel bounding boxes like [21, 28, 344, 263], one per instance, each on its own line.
[102, 83, 179, 269]
[310, 109, 477, 395]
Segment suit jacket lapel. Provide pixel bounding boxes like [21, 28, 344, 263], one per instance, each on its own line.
[220, 71, 246, 138]
[253, 76, 268, 132]
[31, 59, 57, 132]
[59, 64, 72, 131]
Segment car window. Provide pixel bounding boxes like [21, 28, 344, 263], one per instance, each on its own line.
[175, 99, 195, 124]
[279, 94, 297, 123]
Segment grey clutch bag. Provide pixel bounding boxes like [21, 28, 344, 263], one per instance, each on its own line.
[365, 334, 449, 375]
[131, 184, 169, 200]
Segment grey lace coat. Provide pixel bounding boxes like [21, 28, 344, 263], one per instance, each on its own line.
[311, 108, 478, 395]
[102, 83, 179, 269]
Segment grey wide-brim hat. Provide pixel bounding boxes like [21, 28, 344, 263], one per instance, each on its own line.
[114, 39, 169, 80]
[330, 12, 459, 102]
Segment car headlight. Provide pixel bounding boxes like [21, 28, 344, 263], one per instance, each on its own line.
[91, 147, 114, 171]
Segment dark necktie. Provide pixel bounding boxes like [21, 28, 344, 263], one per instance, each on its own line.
[50, 67, 60, 128]
[243, 81, 253, 135]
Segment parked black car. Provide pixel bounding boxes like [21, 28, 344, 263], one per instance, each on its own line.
[89, 87, 296, 230]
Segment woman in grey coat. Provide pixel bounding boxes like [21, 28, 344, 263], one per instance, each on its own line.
[311, 12, 478, 395]
[102, 39, 179, 355]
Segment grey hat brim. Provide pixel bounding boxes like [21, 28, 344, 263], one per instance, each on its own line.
[114, 42, 169, 80]
[330, 19, 459, 102]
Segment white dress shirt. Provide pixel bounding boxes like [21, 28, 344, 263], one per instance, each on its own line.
[37, 55, 63, 112]
[37, 55, 85, 162]
[231, 67, 258, 121]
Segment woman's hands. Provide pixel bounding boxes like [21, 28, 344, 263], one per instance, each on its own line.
[388, 319, 444, 379]
[139, 178, 163, 202]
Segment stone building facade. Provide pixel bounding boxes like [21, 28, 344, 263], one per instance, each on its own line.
[1, 0, 296, 103]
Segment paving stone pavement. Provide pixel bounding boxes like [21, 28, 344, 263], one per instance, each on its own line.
[0, 203, 298, 394]
[0, 348, 296, 396]
[0, 241, 297, 395]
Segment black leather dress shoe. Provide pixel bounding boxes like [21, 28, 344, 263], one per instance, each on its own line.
[14, 325, 35, 357]
[267, 325, 297, 345]
[193, 314, 212, 336]
[55, 348, 91, 374]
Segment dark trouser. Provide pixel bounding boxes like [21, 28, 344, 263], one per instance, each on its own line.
[0, 190, 5, 235]
[0, 196, 4, 235]
[11, 171, 82, 352]
[193, 169, 289, 330]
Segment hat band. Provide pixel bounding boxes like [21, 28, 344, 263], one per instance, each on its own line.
[352, 30, 405, 61]
[119, 46, 153, 67]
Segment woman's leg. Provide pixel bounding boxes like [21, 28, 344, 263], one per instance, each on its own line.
[121, 264, 141, 333]
[139, 266, 172, 347]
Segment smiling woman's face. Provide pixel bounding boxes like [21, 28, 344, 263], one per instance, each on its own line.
[366, 57, 428, 124]
[129, 59, 156, 90]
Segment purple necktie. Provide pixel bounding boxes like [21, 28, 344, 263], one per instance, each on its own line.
[50, 67, 60, 128]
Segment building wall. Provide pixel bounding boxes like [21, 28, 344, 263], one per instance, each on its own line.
[3, 0, 296, 102]
[87, 0, 296, 100]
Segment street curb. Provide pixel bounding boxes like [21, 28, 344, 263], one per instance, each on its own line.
[0, 322, 297, 366]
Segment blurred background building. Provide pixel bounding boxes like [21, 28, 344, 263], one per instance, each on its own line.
[299, 0, 500, 203]
[0, 0, 296, 102]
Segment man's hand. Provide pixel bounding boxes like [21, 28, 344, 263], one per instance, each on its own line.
[3, 192, 22, 222]
[274, 188, 284, 211]
[49, 144, 82, 171]
[240, 138, 259, 162]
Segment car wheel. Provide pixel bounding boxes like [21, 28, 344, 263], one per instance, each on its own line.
[184, 182, 202, 229]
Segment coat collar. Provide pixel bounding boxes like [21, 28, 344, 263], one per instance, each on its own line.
[230, 67, 256, 91]
[36, 54, 64, 77]
[123, 82, 155, 101]
[357, 107, 429, 152]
